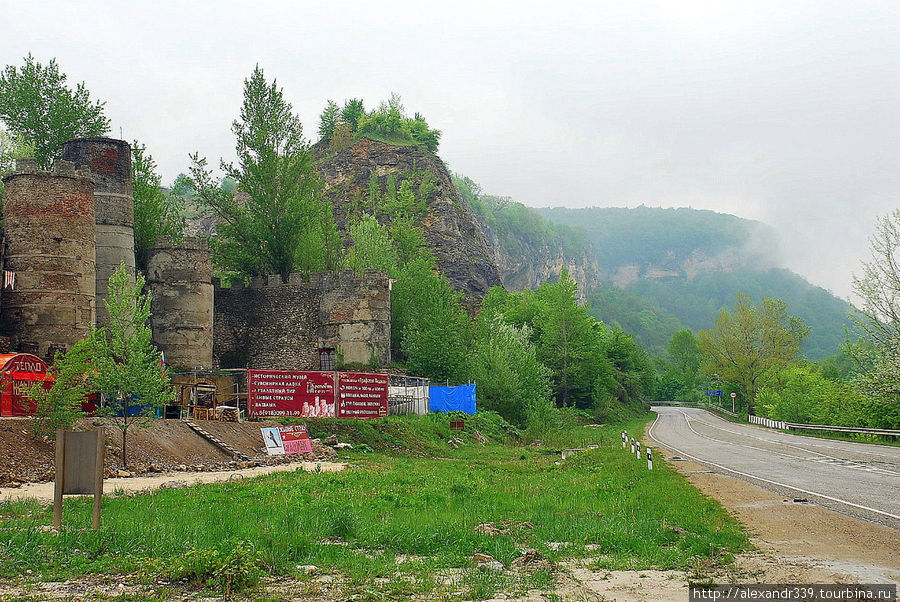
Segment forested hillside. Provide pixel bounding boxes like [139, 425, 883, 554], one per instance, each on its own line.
[538, 206, 780, 283]
[451, 193, 852, 360]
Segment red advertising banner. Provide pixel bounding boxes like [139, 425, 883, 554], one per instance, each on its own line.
[279, 425, 313, 454]
[248, 370, 335, 417]
[337, 372, 389, 419]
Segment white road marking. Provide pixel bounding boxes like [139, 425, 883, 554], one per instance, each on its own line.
[648, 410, 900, 523]
[679, 411, 899, 477]
[686, 412, 900, 466]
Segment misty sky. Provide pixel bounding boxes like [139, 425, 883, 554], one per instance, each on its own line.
[4, 0, 899, 300]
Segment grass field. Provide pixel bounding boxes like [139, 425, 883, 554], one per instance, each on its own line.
[0, 413, 748, 599]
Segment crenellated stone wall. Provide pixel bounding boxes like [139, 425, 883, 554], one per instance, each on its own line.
[213, 270, 390, 371]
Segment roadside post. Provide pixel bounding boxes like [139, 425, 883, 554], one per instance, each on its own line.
[630, 437, 635, 454]
[647, 447, 653, 470]
[731, 391, 737, 413]
[54, 428, 105, 530]
[622, 431, 627, 448]
[636, 441, 641, 460]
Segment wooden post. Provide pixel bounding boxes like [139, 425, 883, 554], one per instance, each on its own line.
[52, 428, 105, 530]
[92, 427, 104, 530]
[53, 428, 65, 529]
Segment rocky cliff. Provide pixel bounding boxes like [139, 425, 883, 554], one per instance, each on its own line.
[478, 222, 600, 302]
[314, 138, 501, 297]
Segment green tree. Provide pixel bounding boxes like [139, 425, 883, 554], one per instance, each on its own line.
[190, 65, 340, 281]
[469, 316, 554, 428]
[0, 54, 109, 168]
[698, 293, 809, 414]
[341, 99, 365, 132]
[535, 270, 600, 407]
[659, 329, 703, 401]
[25, 339, 94, 440]
[345, 214, 398, 275]
[133, 141, 186, 272]
[93, 263, 175, 468]
[318, 99, 340, 140]
[391, 256, 471, 382]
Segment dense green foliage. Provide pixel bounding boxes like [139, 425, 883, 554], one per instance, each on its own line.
[479, 272, 655, 420]
[0, 55, 109, 168]
[625, 269, 851, 360]
[25, 339, 93, 440]
[318, 94, 441, 153]
[455, 174, 587, 255]
[190, 66, 341, 282]
[92, 265, 176, 466]
[698, 294, 809, 414]
[132, 141, 186, 272]
[0, 416, 747, 599]
[755, 362, 898, 429]
[588, 284, 685, 357]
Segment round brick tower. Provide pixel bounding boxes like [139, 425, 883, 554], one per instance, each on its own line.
[61, 137, 135, 328]
[147, 236, 213, 370]
[0, 158, 96, 358]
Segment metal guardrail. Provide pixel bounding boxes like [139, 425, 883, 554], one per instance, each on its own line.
[749, 414, 900, 437]
[785, 422, 900, 437]
[650, 401, 739, 418]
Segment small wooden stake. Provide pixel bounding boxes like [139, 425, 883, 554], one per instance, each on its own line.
[92, 427, 104, 530]
[53, 429, 65, 529]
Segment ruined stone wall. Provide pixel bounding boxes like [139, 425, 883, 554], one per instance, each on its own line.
[317, 270, 391, 366]
[213, 270, 390, 371]
[147, 236, 213, 370]
[62, 137, 135, 328]
[0, 159, 96, 359]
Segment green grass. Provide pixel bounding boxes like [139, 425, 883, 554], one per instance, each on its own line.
[0, 414, 748, 599]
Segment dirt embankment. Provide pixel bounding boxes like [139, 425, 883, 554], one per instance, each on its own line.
[0, 417, 337, 487]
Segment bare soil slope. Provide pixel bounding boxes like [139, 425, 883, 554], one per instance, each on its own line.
[0, 417, 336, 487]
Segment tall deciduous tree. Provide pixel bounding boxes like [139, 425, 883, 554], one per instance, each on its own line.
[93, 263, 175, 468]
[132, 141, 186, 272]
[190, 65, 340, 282]
[535, 270, 600, 407]
[698, 293, 808, 413]
[847, 211, 900, 423]
[0, 55, 109, 168]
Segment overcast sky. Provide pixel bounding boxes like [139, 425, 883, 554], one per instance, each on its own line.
[4, 0, 899, 300]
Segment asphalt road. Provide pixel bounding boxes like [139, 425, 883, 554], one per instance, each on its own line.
[648, 406, 900, 529]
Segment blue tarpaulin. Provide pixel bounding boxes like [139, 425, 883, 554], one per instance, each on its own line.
[429, 384, 477, 414]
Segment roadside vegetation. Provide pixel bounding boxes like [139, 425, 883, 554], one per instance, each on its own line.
[0, 414, 748, 599]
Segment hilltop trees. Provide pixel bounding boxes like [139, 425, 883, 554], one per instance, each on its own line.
[0, 55, 109, 168]
[317, 94, 442, 153]
[698, 294, 809, 414]
[190, 66, 341, 282]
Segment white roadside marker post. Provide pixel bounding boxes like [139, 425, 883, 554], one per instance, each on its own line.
[636, 441, 641, 460]
[630, 437, 635, 454]
[647, 448, 653, 470]
[622, 431, 627, 448]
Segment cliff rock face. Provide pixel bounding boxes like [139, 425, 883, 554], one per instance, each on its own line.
[478, 223, 600, 302]
[315, 138, 501, 297]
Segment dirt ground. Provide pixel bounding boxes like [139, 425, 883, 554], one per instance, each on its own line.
[0, 417, 338, 487]
[0, 460, 346, 503]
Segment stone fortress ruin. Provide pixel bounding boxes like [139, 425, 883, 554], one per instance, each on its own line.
[0, 137, 391, 373]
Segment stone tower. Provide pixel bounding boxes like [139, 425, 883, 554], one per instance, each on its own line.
[147, 236, 213, 370]
[0, 158, 96, 358]
[61, 137, 135, 328]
